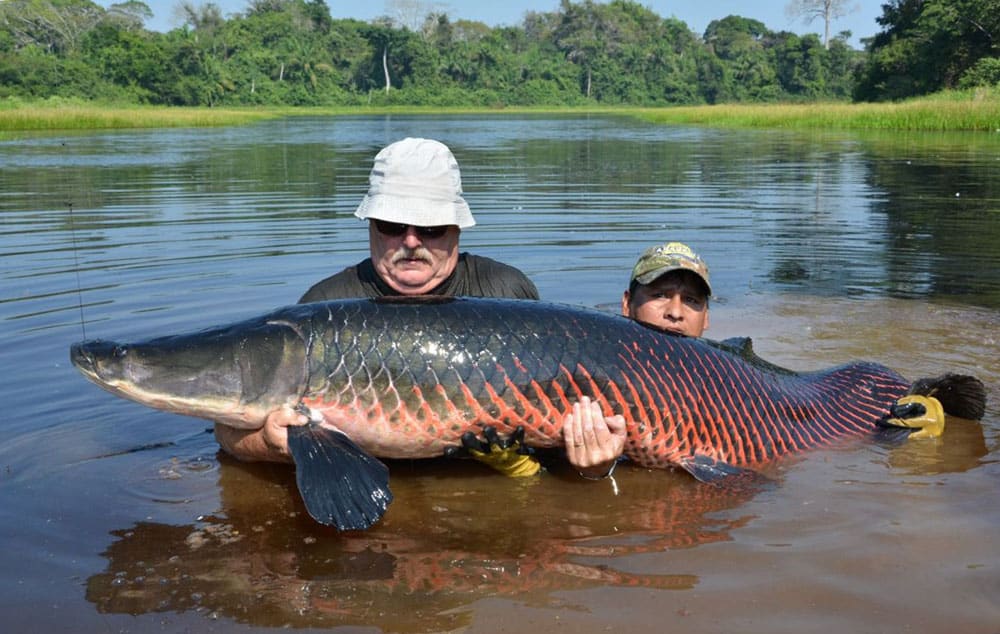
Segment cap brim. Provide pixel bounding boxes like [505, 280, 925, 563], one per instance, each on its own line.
[634, 265, 712, 295]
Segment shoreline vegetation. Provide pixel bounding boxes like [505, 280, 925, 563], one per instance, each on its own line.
[2, 89, 998, 134]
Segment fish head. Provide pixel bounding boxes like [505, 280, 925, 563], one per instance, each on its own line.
[70, 318, 310, 429]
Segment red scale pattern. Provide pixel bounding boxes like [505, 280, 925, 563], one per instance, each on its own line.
[297, 298, 910, 469]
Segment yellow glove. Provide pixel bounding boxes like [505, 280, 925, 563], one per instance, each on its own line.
[883, 395, 946, 439]
[455, 425, 541, 477]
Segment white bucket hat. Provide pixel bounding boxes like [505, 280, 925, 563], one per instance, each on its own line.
[354, 137, 476, 228]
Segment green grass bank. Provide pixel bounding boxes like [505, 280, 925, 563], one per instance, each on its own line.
[2, 89, 998, 133]
[631, 88, 1000, 131]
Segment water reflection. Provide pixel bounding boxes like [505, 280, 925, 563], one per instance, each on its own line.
[82, 409, 990, 631]
[85, 458, 762, 631]
[4, 118, 1000, 317]
[880, 416, 989, 476]
[3, 116, 999, 633]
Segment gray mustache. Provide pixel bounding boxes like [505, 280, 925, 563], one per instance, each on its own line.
[391, 247, 431, 264]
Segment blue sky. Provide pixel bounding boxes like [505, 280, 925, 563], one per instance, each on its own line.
[124, 0, 884, 47]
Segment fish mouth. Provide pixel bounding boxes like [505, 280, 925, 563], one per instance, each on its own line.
[70, 338, 165, 400]
[70, 341, 91, 373]
[70, 339, 123, 384]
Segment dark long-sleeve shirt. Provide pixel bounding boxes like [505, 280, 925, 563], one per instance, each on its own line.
[298, 252, 539, 303]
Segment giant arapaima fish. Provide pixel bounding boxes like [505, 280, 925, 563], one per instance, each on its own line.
[70, 297, 986, 530]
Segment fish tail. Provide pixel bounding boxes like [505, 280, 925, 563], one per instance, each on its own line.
[907, 373, 986, 421]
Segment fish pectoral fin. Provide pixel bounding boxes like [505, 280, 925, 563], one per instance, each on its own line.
[879, 394, 945, 439]
[287, 422, 393, 531]
[679, 454, 752, 483]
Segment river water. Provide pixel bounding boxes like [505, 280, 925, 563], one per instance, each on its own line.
[1, 115, 998, 633]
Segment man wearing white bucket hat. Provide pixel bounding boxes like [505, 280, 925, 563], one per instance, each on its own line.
[216, 137, 539, 466]
[300, 137, 538, 301]
[217, 147, 718, 481]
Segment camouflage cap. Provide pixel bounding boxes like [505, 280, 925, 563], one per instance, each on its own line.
[630, 241, 711, 295]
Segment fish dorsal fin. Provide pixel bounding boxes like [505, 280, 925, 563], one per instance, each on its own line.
[707, 336, 798, 376]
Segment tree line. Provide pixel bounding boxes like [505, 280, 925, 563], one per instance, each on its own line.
[1, 0, 997, 108]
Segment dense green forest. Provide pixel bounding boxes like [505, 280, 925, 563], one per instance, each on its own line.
[1, 0, 997, 107]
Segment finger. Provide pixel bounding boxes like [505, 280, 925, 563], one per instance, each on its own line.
[890, 401, 926, 419]
[483, 425, 501, 448]
[587, 398, 605, 421]
[562, 413, 574, 442]
[577, 399, 591, 421]
[605, 414, 627, 437]
[585, 400, 615, 444]
[583, 398, 619, 451]
[510, 426, 525, 446]
[273, 405, 309, 427]
[262, 413, 293, 457]
[577, 395, 592, 424]
[562, 412, 577, 453]
[605, 415, 628, 456]
[580, 408, 601, 450]
[571, 401, 587, 448]
[564, 408, 584, 459]
[509, 426, 532, 455]
[461, 431, 487, 453]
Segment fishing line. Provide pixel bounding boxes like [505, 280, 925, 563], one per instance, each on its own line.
[66, 201, 87, 340]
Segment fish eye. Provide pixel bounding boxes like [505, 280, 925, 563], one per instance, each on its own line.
[113, 345, 128, 359]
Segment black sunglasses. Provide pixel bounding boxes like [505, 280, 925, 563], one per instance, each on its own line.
[373, 219, 450, 239]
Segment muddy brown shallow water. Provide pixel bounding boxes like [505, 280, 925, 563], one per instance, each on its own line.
[5, 294, 995, 634]
[1, 116, 997, 632]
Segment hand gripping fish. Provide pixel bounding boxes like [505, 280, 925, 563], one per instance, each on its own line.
[70, 297, 986, 531]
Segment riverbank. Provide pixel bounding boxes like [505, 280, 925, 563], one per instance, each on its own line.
[631, 88, 1000, 131]
[2, 88, 998, 133]
[0, 100, 281, 131]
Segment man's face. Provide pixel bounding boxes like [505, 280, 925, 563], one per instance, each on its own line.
[369, 219, 461, 295]
[621, 270, 710, 336]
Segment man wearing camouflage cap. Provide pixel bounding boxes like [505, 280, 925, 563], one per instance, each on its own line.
[570, 239, 945, 480]
[565, 241, 712, 480]
[621, 241, 711, 337]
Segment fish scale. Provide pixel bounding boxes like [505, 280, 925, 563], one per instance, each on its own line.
[71, 296, 985, 529]
[290, 298, 912, 467]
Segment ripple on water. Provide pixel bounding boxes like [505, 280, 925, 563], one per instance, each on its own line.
[117, 451, 221, 506]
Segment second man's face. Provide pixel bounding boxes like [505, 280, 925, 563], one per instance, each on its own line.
[622, 271, 709, 337]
